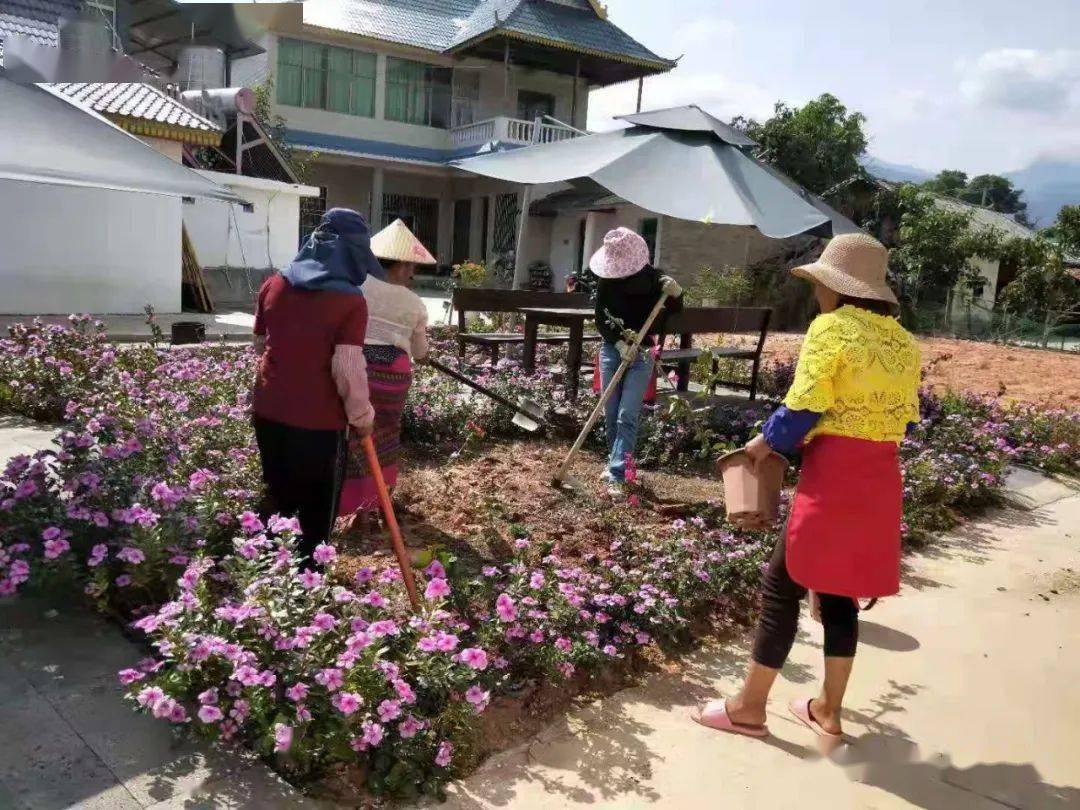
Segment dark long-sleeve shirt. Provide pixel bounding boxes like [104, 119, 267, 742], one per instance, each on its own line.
[594, 266, 683, 346]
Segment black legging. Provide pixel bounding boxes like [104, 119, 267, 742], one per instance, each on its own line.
[752, 537, 859, 669]
[253, 416, 346, 561]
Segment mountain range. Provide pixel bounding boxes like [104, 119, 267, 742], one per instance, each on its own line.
[860, 156, 1080, 227]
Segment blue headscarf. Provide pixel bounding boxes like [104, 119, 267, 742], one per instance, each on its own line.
[281, 208, 383, 295]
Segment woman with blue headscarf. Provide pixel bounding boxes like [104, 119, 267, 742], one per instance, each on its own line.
[251, 208, 383, 560]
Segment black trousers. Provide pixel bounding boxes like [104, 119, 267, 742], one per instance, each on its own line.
[752, 537, 859, 669]
[253, 416, 345, 561]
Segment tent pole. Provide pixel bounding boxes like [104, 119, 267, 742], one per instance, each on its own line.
[636, 77, 643, 112]
[513, 184, 531, 289]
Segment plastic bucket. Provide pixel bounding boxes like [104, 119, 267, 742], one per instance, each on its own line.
[171, 321, 206, 345]
[716, 449, 788, 530]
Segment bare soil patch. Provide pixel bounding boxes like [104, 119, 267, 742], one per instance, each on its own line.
[728, 332, 1080, 408]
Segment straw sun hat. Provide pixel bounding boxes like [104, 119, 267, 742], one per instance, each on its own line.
[791, 233, 898, 304]
[369, 219, 436, 265]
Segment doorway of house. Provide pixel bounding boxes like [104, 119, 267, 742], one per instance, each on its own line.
[298, 186, 327, 246]
[452, 199, 473, 265]
[517, 90, 555, 122]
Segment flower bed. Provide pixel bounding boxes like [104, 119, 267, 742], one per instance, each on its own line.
[1, 317, 1077, 799]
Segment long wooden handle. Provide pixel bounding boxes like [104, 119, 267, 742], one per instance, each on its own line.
[428, 359, 531, 416]
[554, 291, 672, 482]
[361, 435, 420, 610]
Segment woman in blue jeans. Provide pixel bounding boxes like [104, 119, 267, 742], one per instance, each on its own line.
[590, 228, 682, 493]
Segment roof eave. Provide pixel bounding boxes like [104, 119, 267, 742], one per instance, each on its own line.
[110, 115, 223, 147]
[447, 28, 675, 81]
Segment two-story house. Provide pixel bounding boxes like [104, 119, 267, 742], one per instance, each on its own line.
[229, 0, 675, 273]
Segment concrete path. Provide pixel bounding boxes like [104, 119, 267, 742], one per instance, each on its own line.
[445, 482, 1080, 809]
[0, 420, 320, 810]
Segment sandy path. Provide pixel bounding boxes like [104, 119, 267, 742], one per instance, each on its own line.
[443, 480, 1080, 809]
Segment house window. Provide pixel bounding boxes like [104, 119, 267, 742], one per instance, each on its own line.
[385, 57, 452, 128]
[640, 217, 658, 263]
[299, 187, 328, 247]
[517, 90, 555, 122]
[382, 194, 439, 257]
[452, 69, 481, 128]
[277, 38, 376, 117]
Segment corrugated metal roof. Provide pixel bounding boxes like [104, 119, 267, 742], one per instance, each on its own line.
[302, 0, 672, 69]
[48, 82, 221, 133]
[933, 195, 1036, 241]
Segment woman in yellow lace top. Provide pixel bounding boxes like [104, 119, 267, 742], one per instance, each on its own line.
[693, 233, 921, 741]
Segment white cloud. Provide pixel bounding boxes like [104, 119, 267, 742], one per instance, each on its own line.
[958, 48, 1080, 114]
[672, 18, 739, 49]
[587, 71, 777, 131]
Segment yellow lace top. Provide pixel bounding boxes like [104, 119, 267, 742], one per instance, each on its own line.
[784, 306, 922, 444]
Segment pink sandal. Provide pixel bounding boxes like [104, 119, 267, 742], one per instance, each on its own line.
[788, 698, 842, 739]
[691, 700, 769, 738]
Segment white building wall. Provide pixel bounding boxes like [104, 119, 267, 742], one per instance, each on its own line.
[182, 171, 319, 270]
[0, 179, 181, 314]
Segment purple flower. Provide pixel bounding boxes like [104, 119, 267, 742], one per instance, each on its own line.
[116, 546, 145, 565]
[297, 569, 324, 589]
[332, 691, 362, 716]
[315, 668, 344, 692]
[423, 559, 447, 579]
[43, 537, 71, 559]
[377, 699, 402, 722]
[198, 705, 224, 723]
[311, 612, 337, 632]
[286, 682, 309, 702]
[238, 511, 264, 534]
[118, 668, 145, 685]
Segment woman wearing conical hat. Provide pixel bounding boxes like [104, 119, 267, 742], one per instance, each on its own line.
[338, 219, 435, 523]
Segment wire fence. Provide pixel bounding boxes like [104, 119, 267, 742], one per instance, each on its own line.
[908, 300, 1080, 352]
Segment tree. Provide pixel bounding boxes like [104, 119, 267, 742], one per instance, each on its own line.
[922, 170, 968, 197]
[998, 244, 1079, 347]
[959, 174, 1028, 219]
[888, 186, 988, 316]
[1043, 204, 1080, 256]
[731, 93, 868, 195]
[252, 80, 315, 183]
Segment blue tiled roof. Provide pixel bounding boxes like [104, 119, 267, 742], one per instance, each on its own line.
[302, 0, 673, 69]
[0, 0, 80, 61]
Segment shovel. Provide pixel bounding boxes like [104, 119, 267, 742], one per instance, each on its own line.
[552, 286, 678, 487]
[361, 434, 420, 610]
[428, 358, 547, 432]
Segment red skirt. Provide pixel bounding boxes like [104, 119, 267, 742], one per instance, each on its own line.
[786, 435, 902, 599]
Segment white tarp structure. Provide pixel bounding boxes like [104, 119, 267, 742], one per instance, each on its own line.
[0, 78, 246, 314]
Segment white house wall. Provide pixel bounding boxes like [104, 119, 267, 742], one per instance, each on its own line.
[0, 179, 181, 314]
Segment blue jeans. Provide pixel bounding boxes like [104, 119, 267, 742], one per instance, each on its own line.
[599, 341, 654, 482]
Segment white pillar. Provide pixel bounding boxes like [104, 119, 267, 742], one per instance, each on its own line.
[374, 53, 387, 120]
[370, 167, 385, 228]
[582, 210, 616, 271]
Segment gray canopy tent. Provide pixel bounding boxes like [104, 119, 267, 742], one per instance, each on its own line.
[452, 104, 856, 285]
[0, 77, 245, 204]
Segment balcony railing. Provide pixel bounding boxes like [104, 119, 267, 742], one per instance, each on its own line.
[452, 116, 582, 149]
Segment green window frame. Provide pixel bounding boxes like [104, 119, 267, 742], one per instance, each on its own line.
[276, 37, 376, 117]
[385, 57, 452, 128]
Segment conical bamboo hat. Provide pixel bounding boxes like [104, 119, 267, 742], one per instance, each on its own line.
[370, 219, 436, 265]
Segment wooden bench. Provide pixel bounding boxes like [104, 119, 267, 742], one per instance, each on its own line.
[657, 307, 773, 400]
[452, 288, 599, 365]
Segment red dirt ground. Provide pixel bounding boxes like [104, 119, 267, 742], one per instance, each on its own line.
[737, 333, 1080, 408]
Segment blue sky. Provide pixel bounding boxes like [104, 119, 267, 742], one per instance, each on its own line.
[587, 0, 1080, 174]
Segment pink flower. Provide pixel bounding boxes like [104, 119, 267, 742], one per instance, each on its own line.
[392, 678, 416, 704]
[554, 637, 572, 653]
[268, 515, 301, 535]
[424, 577, 451, 600]
[332, 691, 362, 716]
[457, 648, 489, 671]
[298, 569, 324, 589]
[198, 705, 224, 723]
[423, 559, 446, 579]
[312, 543, 337, 565]
[41, 526, 62, 542]
[136, 686, 164, 707]
[311, 612, 337, 632]
[315, 668, 344, 692]
[87, 544, 108, 567]
[354, 567, 374, 585]
[529, 571, 545, 589]
[43, 537, 70, 559]
[435, 741, 454, 768]
[398, 715, 424, 739]
[435, 631, 459, 652]
[239, 511, 264, 534]
[465, 685, 490, 712]
[361, 591, 386, 608]
[285, 682, 309, 702]
[117, 547, 145, 565]
[377, 699, 402, 722]
[169, 704, 189, 723]
[118, 668, 145, 685]
[115, 574, 132, 587]
[274, 723, 293, 753]
[152, 696, 177, 719]
[198, 688, 219, 705]
[495, 593, 517, 623]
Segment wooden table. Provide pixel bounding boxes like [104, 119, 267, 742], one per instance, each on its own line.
[518, 307, 596, 400]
